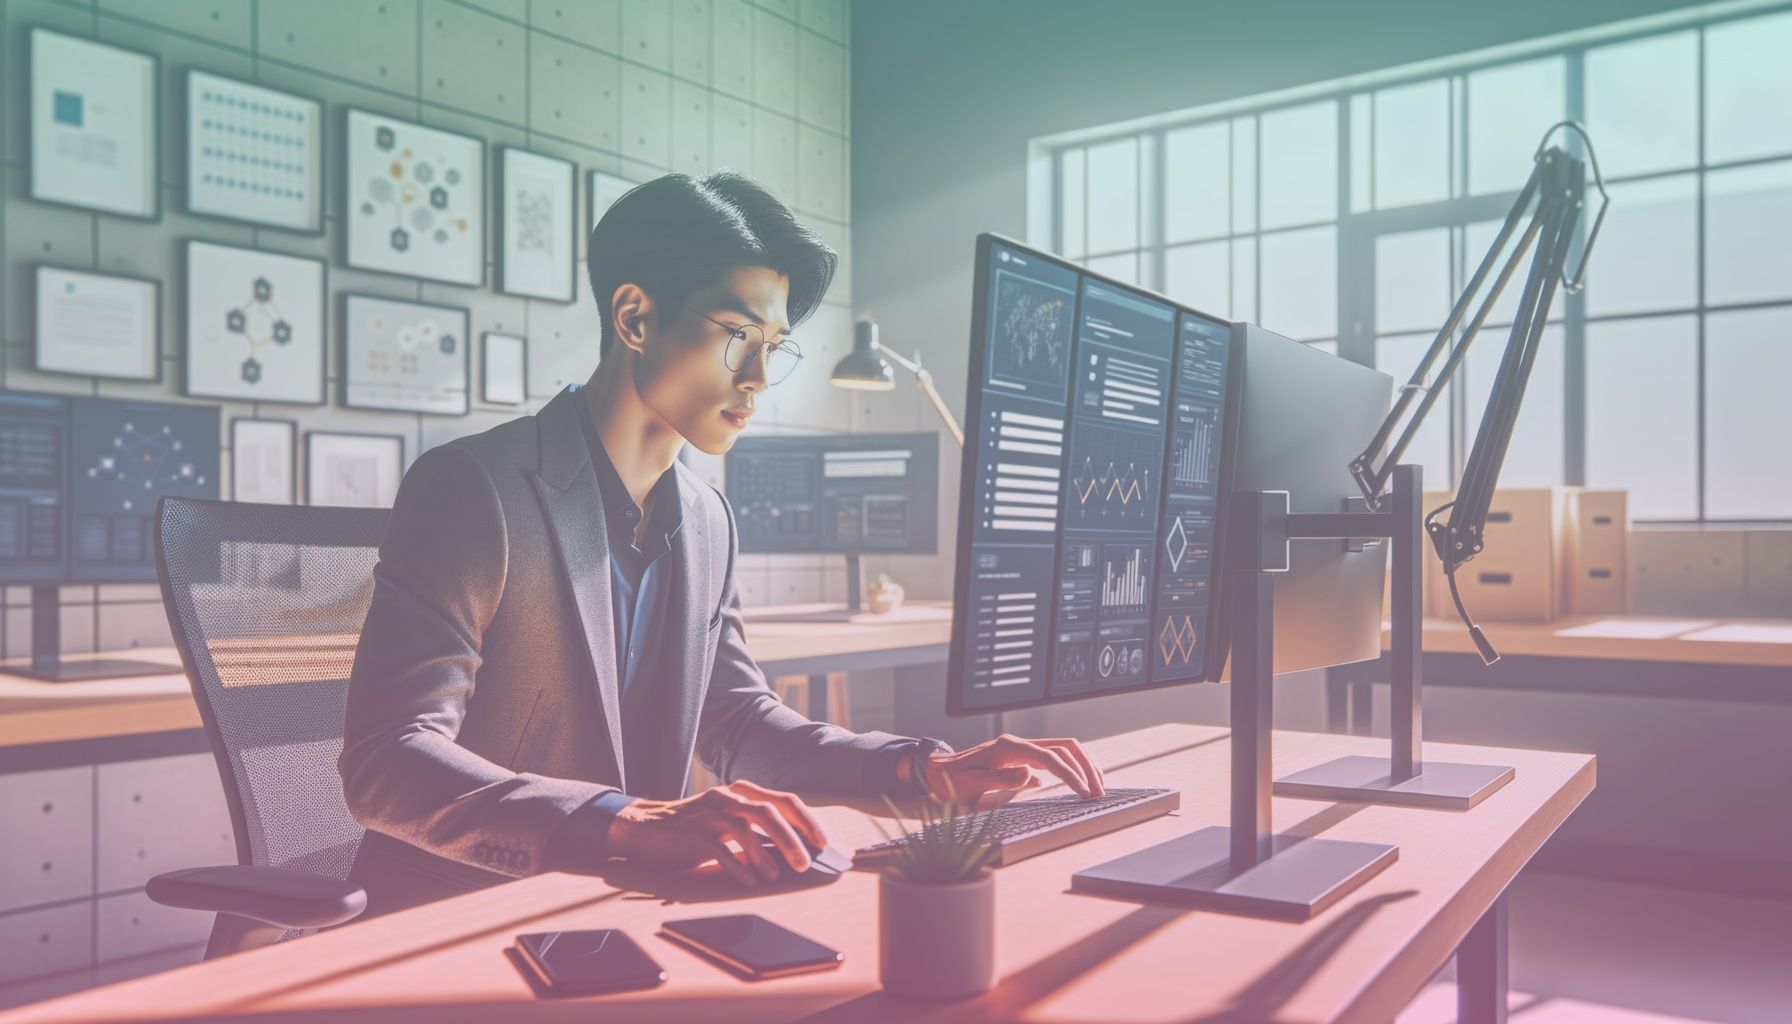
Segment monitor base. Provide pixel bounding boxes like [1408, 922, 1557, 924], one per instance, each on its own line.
[1275, 755, 1515, 810]
[1070, 825, 1397, 920]
[11, 657, 175, 682]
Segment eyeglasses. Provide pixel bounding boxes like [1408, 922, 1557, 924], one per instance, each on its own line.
[681, 304, 804, 388]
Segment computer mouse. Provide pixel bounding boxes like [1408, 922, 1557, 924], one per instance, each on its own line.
[758, 836, 854, 877]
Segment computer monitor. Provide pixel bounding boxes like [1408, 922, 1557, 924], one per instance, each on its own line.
[725, 432, 939, 556]
[1211, 324, 1392, 679]
[948, 234, 1234, 715]
[0, 392, 71, 585]
[0, 390, 221, 680]
[725, 431, 939, 612]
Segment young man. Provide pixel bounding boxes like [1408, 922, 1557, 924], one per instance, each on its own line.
[338, 172, 1104, 916]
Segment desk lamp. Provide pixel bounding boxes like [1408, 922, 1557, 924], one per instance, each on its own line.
[829, 316, 965, 448]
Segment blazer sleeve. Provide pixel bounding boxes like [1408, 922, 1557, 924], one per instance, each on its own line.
[337, 442, 615, 877]
[693, 486, 918, 796]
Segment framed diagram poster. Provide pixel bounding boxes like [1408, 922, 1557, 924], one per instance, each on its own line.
[231, 418, 296, 505]
[482, 332, 527, 405]
[185, 241, 326, 405]
[187, 70, 323, 233]
[587, 169, 634, 229]
[30, 29, 158, 219]
[306, 431, 404, 508]
[341, 293, 470, 415]
[344, 109, 485, 286]
[35, 266, 161, 381]
[496, 147, 576, 301]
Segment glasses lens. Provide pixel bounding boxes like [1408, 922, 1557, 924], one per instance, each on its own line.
[723, 322, 765, 371]
[763, 340, 802, 387]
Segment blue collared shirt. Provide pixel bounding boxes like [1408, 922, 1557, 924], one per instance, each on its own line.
[543, 388, 925, 872]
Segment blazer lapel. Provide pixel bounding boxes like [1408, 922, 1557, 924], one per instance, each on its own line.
[530, 388, 629, 794]
[659, 472, 714, 797]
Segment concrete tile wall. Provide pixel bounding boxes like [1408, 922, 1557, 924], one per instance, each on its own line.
[0, 0, 854, 656]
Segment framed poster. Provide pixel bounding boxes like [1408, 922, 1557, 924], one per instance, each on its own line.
[587, 170, 634, 229]
[306, 431, 404, 508]
[496, 147, 576, 302]
[231, 418, 296, 505]
[483, 332, 527, 405]
[344, 108, 485, 286]
[187, 70, 324, 233]
[185, 241, 327, 405]
[341, 293, 470, 415]
[29, 29, 159, 220]
[35, 265, 161, 381]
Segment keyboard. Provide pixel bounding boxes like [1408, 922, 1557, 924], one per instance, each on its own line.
[854, 787, 1180, 868]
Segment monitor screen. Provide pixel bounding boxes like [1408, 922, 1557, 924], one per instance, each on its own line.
[0, 392, 70, 584]
[725, 432, 940, 555]
[67, 396, 220, 583]
[949, 235, 1233, 715]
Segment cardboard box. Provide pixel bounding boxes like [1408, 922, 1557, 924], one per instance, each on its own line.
[1434, 487, 1566, 623]
[1563, 489, 1629, 614]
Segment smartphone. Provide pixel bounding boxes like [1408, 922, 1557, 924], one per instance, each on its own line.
[659, 914, 844, 980]
[513, 929, 667, 996]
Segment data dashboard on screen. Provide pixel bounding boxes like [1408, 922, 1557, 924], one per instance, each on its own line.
[949, 235, 1233, 715]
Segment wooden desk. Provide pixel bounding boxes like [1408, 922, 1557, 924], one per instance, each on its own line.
[1329, 614, 1792, 734]
[0, 724, 1595, 1024]
[0, 602, 954, 771]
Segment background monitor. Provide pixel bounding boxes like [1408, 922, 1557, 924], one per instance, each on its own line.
[0, 392, 70, 584]
[725, 432, 939, 556]
[948, 234, 1233, 715]
[65, 396, 221, 584]
[1212, 324, 1393, 678]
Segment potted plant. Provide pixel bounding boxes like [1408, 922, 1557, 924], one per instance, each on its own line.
[866, 572, 906, 614]
[869, 780, 1002, 999]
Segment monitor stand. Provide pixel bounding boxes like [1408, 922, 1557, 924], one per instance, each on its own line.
[1271, 465, 1515, 810]
[1072, 491, 1399, 920]
[9, 584, 173, 682]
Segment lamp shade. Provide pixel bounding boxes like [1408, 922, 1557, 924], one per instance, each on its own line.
[829, 316, 896, 391]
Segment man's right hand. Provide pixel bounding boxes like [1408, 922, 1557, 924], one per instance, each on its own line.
[604, 779, 828, 887]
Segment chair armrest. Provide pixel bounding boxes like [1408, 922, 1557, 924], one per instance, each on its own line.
[147, 865, 367, 930]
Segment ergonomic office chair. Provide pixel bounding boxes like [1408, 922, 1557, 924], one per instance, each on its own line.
[147, 496, 388, 958]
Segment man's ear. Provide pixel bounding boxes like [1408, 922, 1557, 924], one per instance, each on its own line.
[609, 283, 654, 356]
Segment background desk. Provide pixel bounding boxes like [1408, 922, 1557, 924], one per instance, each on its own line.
[1330, 615, 1792, 735]
[1, 723, 1595, 1024]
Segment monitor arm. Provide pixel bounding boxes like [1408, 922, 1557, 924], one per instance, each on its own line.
[1347, 121, 1609, 664]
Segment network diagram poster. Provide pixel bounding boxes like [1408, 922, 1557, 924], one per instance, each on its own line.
[345, 109, 485, 286]
[185, 241, 326, 405]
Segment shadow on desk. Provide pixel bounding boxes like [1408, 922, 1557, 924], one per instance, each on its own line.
[801, 887, 1418, 1024]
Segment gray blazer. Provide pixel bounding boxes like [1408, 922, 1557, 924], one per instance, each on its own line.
[338, 386, 911, 911]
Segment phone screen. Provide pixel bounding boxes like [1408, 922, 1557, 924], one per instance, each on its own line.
[515, 929, 667, 994]
[661, 914, 843, 978]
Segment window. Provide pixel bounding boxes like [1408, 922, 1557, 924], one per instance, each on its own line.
[1040, 2, 1792, 521]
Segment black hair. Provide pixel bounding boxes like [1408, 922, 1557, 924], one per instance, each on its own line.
[586, 171, 837, 359]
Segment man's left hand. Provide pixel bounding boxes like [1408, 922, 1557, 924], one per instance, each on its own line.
[913, 734, 1106, 805]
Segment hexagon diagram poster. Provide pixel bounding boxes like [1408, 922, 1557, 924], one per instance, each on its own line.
[185, 240, 326, 405]
[342, 293, 470, 416]
[345, 109, 485, 286]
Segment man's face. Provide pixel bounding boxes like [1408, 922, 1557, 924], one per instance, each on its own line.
[631, 265, 790, 456]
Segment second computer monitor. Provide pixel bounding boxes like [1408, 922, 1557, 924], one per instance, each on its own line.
[949, 234, 1232, 715]
[725, 432, 939, 556]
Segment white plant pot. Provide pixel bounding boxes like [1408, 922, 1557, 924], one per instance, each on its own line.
[878, 867, 996, 999]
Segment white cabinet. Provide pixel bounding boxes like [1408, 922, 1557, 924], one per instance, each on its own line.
[96, 754, 235, 893]
[95, 890, 212, 965]
[0, 767, 93, 913]
[0, 901, 93, 985]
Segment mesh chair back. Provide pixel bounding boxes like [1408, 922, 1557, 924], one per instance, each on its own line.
[156, 496, 389, 890]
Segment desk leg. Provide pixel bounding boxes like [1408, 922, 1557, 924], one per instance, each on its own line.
[1457, 890, 1509, 1024]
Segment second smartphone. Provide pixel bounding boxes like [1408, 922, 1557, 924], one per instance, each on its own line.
[659, 914, 844, 980]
